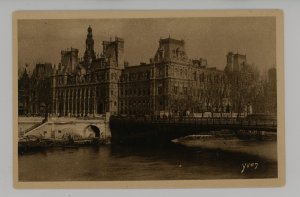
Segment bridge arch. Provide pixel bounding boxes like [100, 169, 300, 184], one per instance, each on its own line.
[83, 124, 101, 138]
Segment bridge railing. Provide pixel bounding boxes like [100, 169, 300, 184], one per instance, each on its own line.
[111, 115, 277, 128]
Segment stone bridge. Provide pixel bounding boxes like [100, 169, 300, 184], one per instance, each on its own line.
[109, 116, 277, 144]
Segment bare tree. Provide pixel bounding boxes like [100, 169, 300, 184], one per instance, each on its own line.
[226, 63, 261, 118]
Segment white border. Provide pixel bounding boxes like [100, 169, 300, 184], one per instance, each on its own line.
[0, 0, 299, 196]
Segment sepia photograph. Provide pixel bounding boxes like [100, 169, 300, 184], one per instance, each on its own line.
[13, 10, 284, 188]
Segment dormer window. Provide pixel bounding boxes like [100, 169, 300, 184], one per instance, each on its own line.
[176, 47, 183, 59]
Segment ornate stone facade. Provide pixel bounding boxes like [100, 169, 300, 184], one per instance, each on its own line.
[118, 37, 228, 116]
[51, 26, 124, 117]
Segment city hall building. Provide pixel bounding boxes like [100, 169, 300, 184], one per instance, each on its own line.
[19, 26, 231, 117]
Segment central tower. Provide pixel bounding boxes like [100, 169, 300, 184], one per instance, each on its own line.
[83, 26, 96, 67]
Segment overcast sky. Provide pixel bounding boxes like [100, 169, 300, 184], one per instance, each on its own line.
[18, 17, 276, 74]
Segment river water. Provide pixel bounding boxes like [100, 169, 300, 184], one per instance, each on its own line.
[18, 141, 277, 181]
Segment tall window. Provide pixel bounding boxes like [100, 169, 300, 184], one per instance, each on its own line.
[174, 86, 178, 94]
[158, 86, 163, 95]
[183, 87, 188, 95]
[200, 73, 205, 82]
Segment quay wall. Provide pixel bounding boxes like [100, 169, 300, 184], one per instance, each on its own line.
[18, 117, 44, 136]
[19, 116, 111, 140]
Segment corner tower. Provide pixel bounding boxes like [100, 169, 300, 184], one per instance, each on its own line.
[154, 37, 188, 63]
[225, 52, 246, 72]
[102, 37, 125, 68]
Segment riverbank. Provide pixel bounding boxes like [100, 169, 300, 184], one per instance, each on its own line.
[18, 137, 109, 154]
